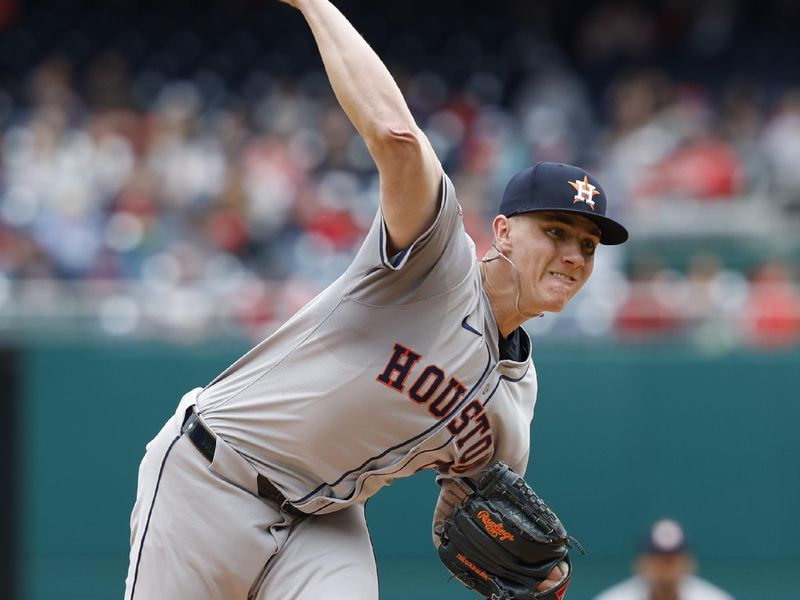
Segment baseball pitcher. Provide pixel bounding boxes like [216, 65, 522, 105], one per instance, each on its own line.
[124, 1, 628, 599]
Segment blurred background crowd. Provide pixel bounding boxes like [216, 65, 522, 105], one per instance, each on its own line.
[2, 3, 798, 600]
[1, 0, 799, 347]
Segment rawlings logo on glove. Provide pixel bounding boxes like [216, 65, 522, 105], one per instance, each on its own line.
[478, 510, 516, 541]
[437, 462, 584, 600]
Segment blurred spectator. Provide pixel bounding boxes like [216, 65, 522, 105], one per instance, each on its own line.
[594, 519, 734, 600]
[761, 87, 800, 207]
[577, 1, 656, 67]
[741, 260, 800, 349]
[634, 135, 743, 200]
[634, 84, 746, 201]
[0, 0, 17, 30]
[718, 80, 767, 191]
[683, 253, 748, 350]
[614, 260, 684, 338]
[0, 1, 798, 343]
[598, 69, 679, 208]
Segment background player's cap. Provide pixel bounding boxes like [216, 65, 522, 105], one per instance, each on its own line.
[641, 519, 689, 555]
[498, 161, 629, 245]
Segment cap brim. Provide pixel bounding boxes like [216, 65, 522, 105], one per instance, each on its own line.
[508, 208, 629, 245]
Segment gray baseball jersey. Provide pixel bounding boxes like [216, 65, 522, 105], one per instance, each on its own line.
[126, 173, 540, 599]
[197, 173, 538, 515]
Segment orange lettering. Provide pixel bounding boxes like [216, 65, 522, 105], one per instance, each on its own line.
[456, 553, 490, 581]
[477, 510, 515, 541]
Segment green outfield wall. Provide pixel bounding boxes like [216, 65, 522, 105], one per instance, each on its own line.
[12, 340, 800, 599]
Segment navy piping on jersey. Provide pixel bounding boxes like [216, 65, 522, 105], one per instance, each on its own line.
[371, 437, 453, 479]
[295, 345, 494, 503]
[305, 362, 531, 513]
[391, 248, 409, 267]
[378, 173, 448, 270]
[365, 366, 529, 488]
[378, 223, 392, 267]
[378, 223, 390, 268]
[129, 434, 182, 599]
[378, 222, 411, 269]
[482, 365, 530, 409]
[300, 436, 456, 516]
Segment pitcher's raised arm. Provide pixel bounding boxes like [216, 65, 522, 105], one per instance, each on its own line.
[282, 0, 443, 253]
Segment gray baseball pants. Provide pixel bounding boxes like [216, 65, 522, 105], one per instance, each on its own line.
[124, 392, 379, 599]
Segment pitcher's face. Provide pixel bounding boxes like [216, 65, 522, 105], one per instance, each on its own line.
[503, 212, 600, 314]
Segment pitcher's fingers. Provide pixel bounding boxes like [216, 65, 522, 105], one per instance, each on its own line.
[535, 564, 564, 592]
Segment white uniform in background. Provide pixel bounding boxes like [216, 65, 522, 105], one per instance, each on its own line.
[593, 574, 735, 600]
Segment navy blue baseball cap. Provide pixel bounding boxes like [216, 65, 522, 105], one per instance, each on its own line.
[641, 519, 689, 555]
[499, 161, 628, 245]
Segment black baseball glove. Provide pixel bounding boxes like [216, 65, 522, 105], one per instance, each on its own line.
[437, 462, 584, 600]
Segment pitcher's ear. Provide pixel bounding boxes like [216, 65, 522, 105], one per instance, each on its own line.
[492, 214, 513, 254]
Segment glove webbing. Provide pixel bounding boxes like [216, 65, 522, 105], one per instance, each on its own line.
[479, 470, 585, 555]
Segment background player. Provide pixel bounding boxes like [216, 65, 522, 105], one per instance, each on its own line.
[125, 0, 627, 598]
[594, 519, 734, 600]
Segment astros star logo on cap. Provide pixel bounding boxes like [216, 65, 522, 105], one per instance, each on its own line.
[568, 176, 600, 211]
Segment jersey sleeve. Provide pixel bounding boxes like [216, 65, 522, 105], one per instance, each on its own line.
[344, 172, 474, 304]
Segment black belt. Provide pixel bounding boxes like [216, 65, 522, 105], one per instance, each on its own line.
[182, 408, 305, 518]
